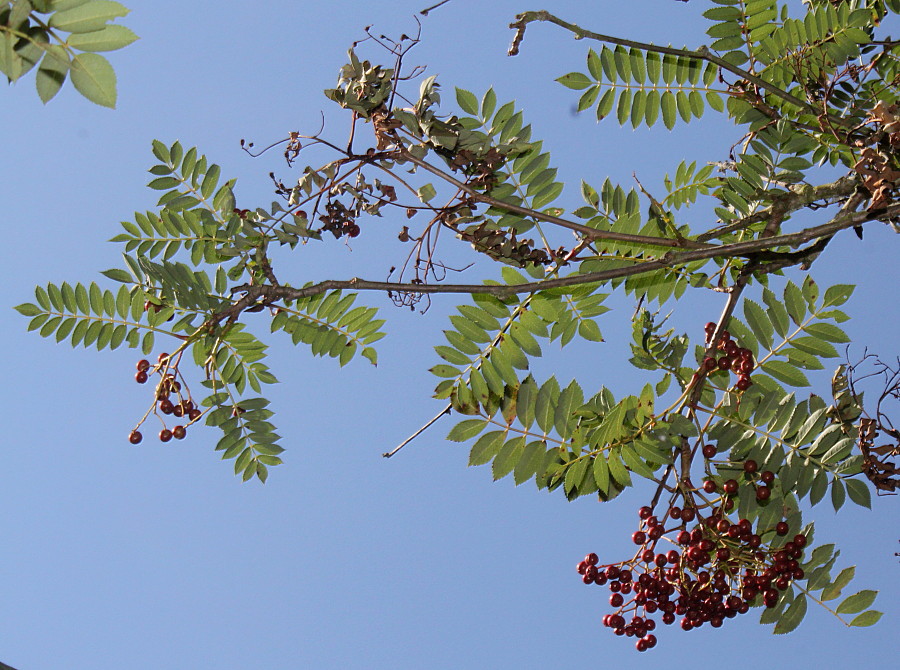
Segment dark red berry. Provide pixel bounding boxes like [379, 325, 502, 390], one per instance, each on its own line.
[703, 480, 717, 494]
[703, 357, 717, 371]
[705, 322, 716, 333]
[680, 507, 696, 522]
[639, 506, 652, 519]
[760, 470, 775, 485]
[735, 375, 752, 391]
[793, 534, 807, 548]
[717, 357, 731, 371]
[702, 444, 717, 458]
[159, 399, 174, 415]
[188, 408, 201, 421]
[172, 425, 186, 440]
[136, 359, 150, 372]
[128, 430, 142, 445]
[172, 405, 184, 417]
[159, 429, 173, 443]
[157, 352, 169, 364]
[135, 370, 148, 384]
[776, 521, 789, 536]
[610, 593, 624, 607]
[756, 485, 771, 502]
[586, 553, 599, 566]
[633, 531, 647, 545]
[743, 459, 758, 474]
[724, 479, 739, 495]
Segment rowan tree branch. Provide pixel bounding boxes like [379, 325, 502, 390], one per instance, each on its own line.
[219, 200, 899, 326]
[399, 148, 712, 250]
[507, 10, 849, 127]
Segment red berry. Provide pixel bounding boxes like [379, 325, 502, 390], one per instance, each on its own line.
[157, 352, 169, 364]
[703, 357, 717, 371]
[703, 480, 717, 494]
[680, 507, 696, 522]
[775, 521, 789, 536]
[756, 485, 771, 502]
[610, 593, 624, 607]
[743, 459, 758, 474]
[704, 322, 716, 333]
[702, 444, 717, 458]
[172, 425, 186, 440]
[723, 479, 739, 494]
[585, 552, 599, 566]
[136, 359, 150, 372]
[735, 375, 752, 391]
[719, 330, 731, 342]
[159, 429, 173, 442]
[188, 408, 201, 421]
[135, 370, 148, 384]
[793, 534, 807, 548]
[128, 430, 142, 445]
[639, 506, 652, 519]
[717, 357, 731, 371]
[347, 223, 361, 238]
[633, 531, 647, 545]
[159, 399, 174, 415]
[760, 470, 775, 484]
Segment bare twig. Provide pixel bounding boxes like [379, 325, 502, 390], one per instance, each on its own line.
[383, 403, 452, 457]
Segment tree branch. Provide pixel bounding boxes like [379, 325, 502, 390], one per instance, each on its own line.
[220, 201, 898, 325]
[398, 148, 713, 250]
[507, 10, 848, 127]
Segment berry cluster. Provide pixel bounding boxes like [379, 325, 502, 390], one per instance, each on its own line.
[578, 472, 806, 651]
[702, 323, 754, 391]
[129, 352, 202, 445]
[699, 459, 776, 503]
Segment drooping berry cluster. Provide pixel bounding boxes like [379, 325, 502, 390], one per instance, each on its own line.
[129, 352, 202, 445]
[578, 472, 806, 651]
[702, 322, 754, 391]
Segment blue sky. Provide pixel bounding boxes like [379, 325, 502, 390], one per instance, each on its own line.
[1, 1, 897, 668]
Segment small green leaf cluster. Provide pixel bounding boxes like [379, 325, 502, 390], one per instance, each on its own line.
[0, 0, 136, 106]
[557, 46, 721, 129]
[16, 280, 154, 352]
[202, 394, 282, 483]
[270, 290, 384, 368]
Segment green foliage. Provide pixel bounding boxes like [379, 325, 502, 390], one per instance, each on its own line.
[16, 0, 894, 640]
[1, 0, 136, 106]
